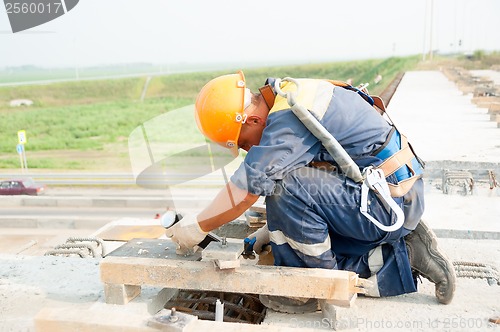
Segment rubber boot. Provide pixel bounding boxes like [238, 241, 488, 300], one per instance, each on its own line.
[404, 219, 456, 304]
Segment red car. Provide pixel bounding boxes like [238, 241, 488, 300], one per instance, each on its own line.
[0, 178, 46, 196]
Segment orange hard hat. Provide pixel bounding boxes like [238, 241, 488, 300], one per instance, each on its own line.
[195, 71, 248, 151]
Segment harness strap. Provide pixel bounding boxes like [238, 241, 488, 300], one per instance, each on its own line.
[326, 79, 350, 88]
[387, 177, 420, 198]
[376, 134, 422, 197]
[259, 84, 276, 109]
[261, 80, 386, 116]
[376, 135, 414, 177]
[371, 95, 386, 115]
[261, 78, 423, 197]
[325, 79, 375, 106]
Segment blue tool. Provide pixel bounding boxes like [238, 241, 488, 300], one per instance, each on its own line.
[242, 237, 257, 259]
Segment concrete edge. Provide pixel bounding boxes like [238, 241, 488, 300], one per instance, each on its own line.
[0, 217, 112, 229]
[433, 228, 500, 240]
[0, 196, 213, 208]
[1, 216, 499, 240]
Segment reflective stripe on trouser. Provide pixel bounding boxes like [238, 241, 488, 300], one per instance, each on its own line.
[265, 166, 416, 297]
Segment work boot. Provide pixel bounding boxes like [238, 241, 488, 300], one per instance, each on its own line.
[259, 295, 319, 314]
[404, 219, 456, 304]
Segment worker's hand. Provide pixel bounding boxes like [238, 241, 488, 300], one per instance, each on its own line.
[164, 213, 208, 256]
[248, 223, 272, 255]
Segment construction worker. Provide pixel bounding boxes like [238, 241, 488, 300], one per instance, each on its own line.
[165, 71, 456, 312]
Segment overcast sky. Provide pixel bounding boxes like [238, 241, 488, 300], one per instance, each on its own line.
[1, 0, 499, 68]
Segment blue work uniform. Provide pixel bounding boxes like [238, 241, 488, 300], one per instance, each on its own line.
[230, 78, 425, 297]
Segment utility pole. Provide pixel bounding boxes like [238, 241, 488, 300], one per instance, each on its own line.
[422, 0, 428, 61]
[429, 0, 434, 61]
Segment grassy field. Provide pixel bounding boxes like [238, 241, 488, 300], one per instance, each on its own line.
[0, 53, 495, 171]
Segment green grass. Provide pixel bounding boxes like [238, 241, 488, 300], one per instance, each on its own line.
[0, 77, 147, 107]
[143, 56, 421, 100]
[0, 156, 82, 169]
[242, 56, 421, 95]
[0, 98, 192, 153]
[0, 54, 428, 170]
[0, 63, 166, 84]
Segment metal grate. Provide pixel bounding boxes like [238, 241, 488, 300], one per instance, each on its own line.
[164, 290, 267, 324]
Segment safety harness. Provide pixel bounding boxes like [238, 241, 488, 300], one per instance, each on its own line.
[259, 79, 425, 198]
[259, 77, 425, 233]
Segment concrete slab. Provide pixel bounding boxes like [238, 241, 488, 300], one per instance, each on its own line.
[383, 71, 500, 237]
[4, 234, 498, 331]
[259, 237, 500, 331]
[424, 191, 500, 234]
[470, 70, 500, 86]
[0, 228, 98, 256]
[387, 71, 500, 163]
[91, 217, 167, 242]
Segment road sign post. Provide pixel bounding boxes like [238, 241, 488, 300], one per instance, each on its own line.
[16, 144, 25, 172]
[17, 130, 28, 172]
[22, 148, 28, 171]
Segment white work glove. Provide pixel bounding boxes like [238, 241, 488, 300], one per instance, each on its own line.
[164, 213, 208, 256]
[248, 223, 272, 255]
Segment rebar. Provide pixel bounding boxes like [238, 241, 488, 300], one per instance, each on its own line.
[442, 170, 474, 195]
[66, 237, 105, 255]
[488, 170, 499, 189]
[453, 261, 500, 286]
[165, 290, 266, 324]
[44, 249, 87, 258]
[168, 297, 262, 321]
[54, 243, 98, 258]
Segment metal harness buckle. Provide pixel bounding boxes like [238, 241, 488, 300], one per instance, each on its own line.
[360, 166, 405, 232]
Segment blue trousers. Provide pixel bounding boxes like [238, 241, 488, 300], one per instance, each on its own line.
[265, 166, 417, 297]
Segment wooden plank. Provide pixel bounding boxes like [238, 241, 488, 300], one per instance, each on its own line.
[104, 283, 141, 305]
[201, 239, 243, 269]
[35, 306, 158, 332]
[35, 306, 322, 332]
[489, 103, 500, 112]
[472, 96, 499, 105]
[201, 240, 243, 262]
[100, 256, 359, 306]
